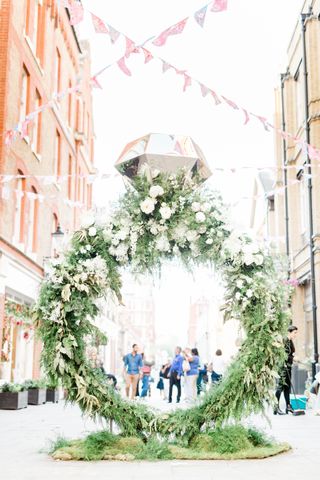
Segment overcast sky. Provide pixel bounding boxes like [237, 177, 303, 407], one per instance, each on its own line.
[80, 0, 303, 347]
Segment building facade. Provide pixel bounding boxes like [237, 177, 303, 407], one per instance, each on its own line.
[0, 0, 95, 382]
[273, 0, 320, 370]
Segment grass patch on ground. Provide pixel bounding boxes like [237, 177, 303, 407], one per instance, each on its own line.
[51, 425, 291, 462]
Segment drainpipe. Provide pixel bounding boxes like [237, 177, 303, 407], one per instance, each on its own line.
[301, 12, 319, 377]
[280, 73, 290, 275]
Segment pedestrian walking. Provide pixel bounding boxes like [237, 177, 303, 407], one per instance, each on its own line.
[274, 325, 298, 415]
[168, 347, 183, 403]
[197, 363, 209, 395]
[183, 347, 200, 403]
[210, 349, 226, 384]
[160, 361, 171, 400]
[123, 344, 143, 400]
[140, 354, 154, 399]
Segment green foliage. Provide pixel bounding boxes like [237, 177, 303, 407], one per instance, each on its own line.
[50, 429, 289, 462]
[23, 378, 46, 390]
[0, 382, 26, 393]
[34, 170, 291, 440]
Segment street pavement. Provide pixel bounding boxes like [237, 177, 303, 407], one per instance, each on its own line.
[0, 395, 319, 480]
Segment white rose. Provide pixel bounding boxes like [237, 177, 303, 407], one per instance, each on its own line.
[242, 243, 259, 256]
[140, 197, 156, 214]
[191, 202, 201, 212]
[159, 205, 172, 220]
[201, 202, 211, 212]
[195, 212, 206, 223]
[244, 254, 255, 266]
[88, 227, 97, 237]
[173, 245, 180, 255]
[235, 292, 241, 300]
[186, 230, 199, 242]
[155, 235, 170, 252]
[236, 279, 244, 288]
[198, 225, 207, 234]
[254, 254, 264, 266]
[103, 229, 112, 242]
[115, 243, 129, 257]
[206, 238, 213, 245]
[81, 215, 95, 229]
[217, 231, 224, 238]
[117, 228, 129, 240]
[246, 289, 253, 298]
[149, 185, 164, 198]
[150, 225, 158, 235]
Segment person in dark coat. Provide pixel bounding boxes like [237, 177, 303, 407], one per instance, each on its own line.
[274, 325, 298, 415]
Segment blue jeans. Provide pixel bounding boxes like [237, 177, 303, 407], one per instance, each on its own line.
[140, 375, 150, 397]
[211, 371, 222, 384]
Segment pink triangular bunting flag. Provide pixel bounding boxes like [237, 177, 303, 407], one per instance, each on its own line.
[242, 109, 250, 125]
[125, 37, 138, 58]
[152, 18, 188, 47]
[108, 24, 120, 44]
[68, 1, 84, 26]
[183, 74, 192, 92]
[162, 61, 172, 73]
[4, 130, 15, 146]
[194, 6, 208, 28]
[222, 96, 239, 110]
[211, 0, 228, 13]
[117, 57, 132, 76]
[199, 83, 210, 97]
[90, 76, 103, 89]
[142, 48, 153, 64]
[91, 13, 108, 34]
[210, 90, 222, 105]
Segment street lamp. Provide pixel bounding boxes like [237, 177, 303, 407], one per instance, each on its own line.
[51, 224, 64, 253]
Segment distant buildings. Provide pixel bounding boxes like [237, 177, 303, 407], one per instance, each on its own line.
[273, 0, 320, 371]
[0, 1, 95, 382]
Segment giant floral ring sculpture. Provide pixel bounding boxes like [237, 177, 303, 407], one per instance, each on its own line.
[34, 139, 289, 442]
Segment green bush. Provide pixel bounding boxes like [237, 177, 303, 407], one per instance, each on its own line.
[135, 437, 173, 460]
[0, 382, 26, 393]
[191, 425, 254, 454]
[246, 427, 272, 447]
[23, 378, 46, 390]
[83, 431, 118, 460]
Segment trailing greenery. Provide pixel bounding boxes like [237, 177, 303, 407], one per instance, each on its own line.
[0, 382, 27, 393]
[34, 169, 291, 440]
[50, 426, 289, 461]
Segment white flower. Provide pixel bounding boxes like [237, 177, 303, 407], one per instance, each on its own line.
[150, 225, 158, 235]
[149, 185, 164, 198]
[112, 237, 120, 246]
[243, 254, 255, 266]
[186, 230, 199, 242]
[103, 228, 113, 242]
[88, 227, 97, 237]
[86, 245, 92, 251]
[224, 238, 242, 256]
[254, 254, 264, 265]
[140, 197, 156, 214]
[236, 279, 244, 288]
[198, 225, 207, 234]
[206, 238, 213, 245]
[201, 202, 211, 212]
[191, 202, 201, 212]
[246, 289, 253, 298]
[217, 231, 224, 238]
[195, 211, 206, 223]
[159, 205, 172, 220]
[173, 224, 187, 239]
[115, 243, 129, 257]
[117, 228, 130, 241]
[130, 232, 138, 243]
[173, 245, 180, 255]
[81, 215, 95, 229]
[155, 235, 170, 252]
[235, 292, 241, 300]
[242, 243, 259, 256]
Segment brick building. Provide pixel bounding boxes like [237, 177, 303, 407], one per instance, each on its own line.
[273, 0, 320, 370]
[0, 0, 95, 382]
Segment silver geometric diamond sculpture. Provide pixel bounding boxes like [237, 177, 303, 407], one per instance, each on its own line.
[115, 133, 212, 182]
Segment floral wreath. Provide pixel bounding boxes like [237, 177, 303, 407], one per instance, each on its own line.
[34, 169, 290, 439]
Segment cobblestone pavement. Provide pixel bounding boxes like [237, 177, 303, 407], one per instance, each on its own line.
[0, 397, 319, 480]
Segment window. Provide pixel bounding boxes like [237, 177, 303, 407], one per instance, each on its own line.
[68, 155, 73, 200]
[87, 184, 92, 209]
[32, 90, 42, 155]
[68, 80, 72, 127]
[294, 65, 304, 131]
[20, 67, 30, 127]
[86, 112, 90, 139]
[54, 130, 61, 179]
[13, 171, 26, 244]
[299, 172, 309, 239]
[54, 48, 61, 95]
[76, 98, 84, 132]
[26, 0, 43, 57]
[27, 187, 38, 253]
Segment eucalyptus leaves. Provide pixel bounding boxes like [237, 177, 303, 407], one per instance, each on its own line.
[34, 170, 290, 438]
